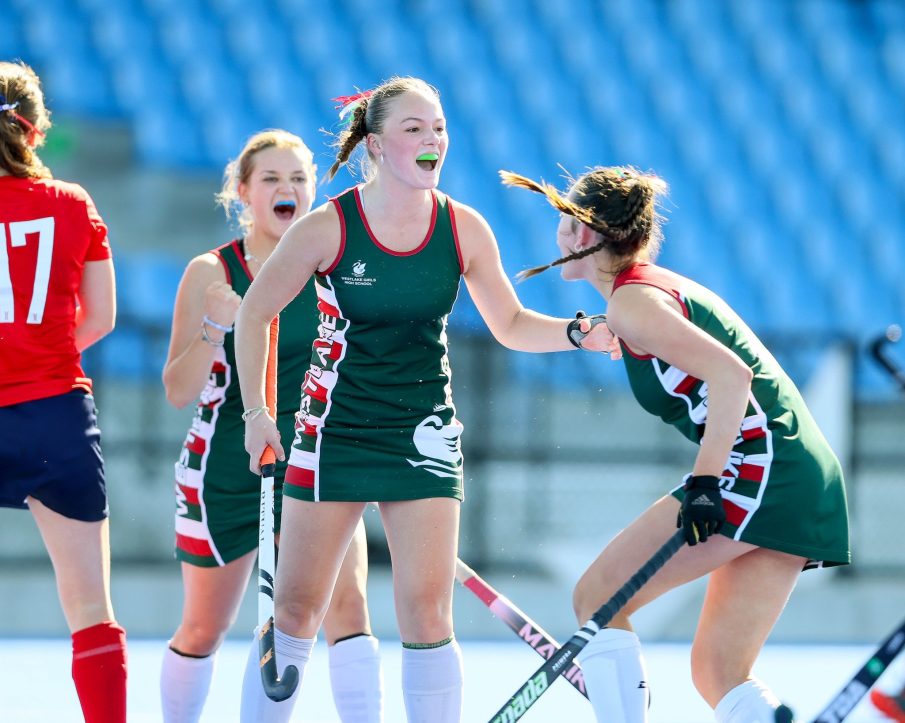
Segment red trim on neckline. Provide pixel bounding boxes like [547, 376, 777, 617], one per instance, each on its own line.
[353, 186, 437, 256]
[613, 263, 689, 360]
[321, 198, 347, 276]
[235, 239, 254, 281]
[448, 198, 465, 274]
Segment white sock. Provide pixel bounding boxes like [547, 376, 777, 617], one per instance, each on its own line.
[715, 679, 783, 723]
[160, 646, 216, 723]
[401, 638, 463, 723]
[577, 628, 649, 723]
[239, 627, 314, 723]
[328, 634, 384, 722]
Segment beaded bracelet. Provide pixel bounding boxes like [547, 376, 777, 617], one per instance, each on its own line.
[241, 406, 269, 422]
[202, 315, 233, 333]
[200, 324, 225, 347]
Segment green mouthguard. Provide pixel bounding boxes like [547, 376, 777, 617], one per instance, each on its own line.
[416, 153, 439, 161]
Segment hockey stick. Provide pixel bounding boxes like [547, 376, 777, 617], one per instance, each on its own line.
[870, 324, 905, 393]
[810, 615, 905, 722]
[809, 326, 905, 721]
[455, 559, 588, 699]
[257, 316, 299, 702]
[487, 530, 685, 722]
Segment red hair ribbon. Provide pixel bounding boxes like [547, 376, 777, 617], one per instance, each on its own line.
[332, 90, 372, 110]
[333, 90, 372, 125]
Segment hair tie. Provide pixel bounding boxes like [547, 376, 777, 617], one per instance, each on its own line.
[0, 97, 20, 113]
[332, 90, 372, 125]
[0, 94, 45, 144]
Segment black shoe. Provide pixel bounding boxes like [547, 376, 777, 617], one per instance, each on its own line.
[774, 704, 795, 723]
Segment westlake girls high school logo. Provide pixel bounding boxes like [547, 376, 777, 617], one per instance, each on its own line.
[341, 259, 377, 287]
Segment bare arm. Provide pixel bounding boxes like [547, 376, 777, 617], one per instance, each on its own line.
[607, 284, 754, 477]
[235, 204, 339, 471]
[74, 258, 115, 351]
[456, 203, 576, 352]
[162, 254, 241, 408]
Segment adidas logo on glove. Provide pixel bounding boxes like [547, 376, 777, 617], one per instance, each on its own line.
[691, 496, 716, 506]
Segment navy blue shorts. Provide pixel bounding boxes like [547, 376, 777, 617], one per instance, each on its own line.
[0, 390, 108, 521]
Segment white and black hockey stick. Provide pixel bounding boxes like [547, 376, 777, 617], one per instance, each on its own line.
[870, 324, 905, 393]
[487, 530, 685, 722]
[455, 559, 588, 699]
[257, 317, 299, 701]
[810, 615, 905, 722]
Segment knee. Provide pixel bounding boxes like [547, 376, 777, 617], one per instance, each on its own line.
[326, 584, 370, 632]
[173, 620, 228, 657]
[276, 594, 328, 636]
[690, 643, 739, 707]
[397, 589, 452, 641]
[572, 576, 633, 627]
[572, 578, 594, 622]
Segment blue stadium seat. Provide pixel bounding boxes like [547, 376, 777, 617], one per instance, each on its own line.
[11, 0, 903, 395]
[115, 252, 185, 326]
[0, 6, 25, 59]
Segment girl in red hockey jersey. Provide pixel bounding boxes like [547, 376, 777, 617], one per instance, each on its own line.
[0, 61, 127, 723]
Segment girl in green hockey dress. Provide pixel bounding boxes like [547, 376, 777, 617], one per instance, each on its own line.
[502, 165, 850, 723]
[161, 130, 383, 722]
[234, 77, 614, 722]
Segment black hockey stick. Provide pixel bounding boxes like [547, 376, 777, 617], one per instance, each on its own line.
[869, 324, 905, 393]
[487, 530, 685, 722]
[810, 615, 905, 722]
[455, 559, 588, 699]
[257, 317, 299, 701]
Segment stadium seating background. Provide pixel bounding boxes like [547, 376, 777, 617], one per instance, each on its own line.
[3, 0, 904, 396]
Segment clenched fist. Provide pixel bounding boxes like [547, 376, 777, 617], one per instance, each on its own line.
[204, 281, 241, 330]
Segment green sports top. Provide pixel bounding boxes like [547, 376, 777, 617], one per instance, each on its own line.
[285, 187, 466, 502]
[174, 239, 318, 565]
[614, 263, 849, 567]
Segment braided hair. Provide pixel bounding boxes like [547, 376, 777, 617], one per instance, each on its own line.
[325, 77, 440, 182]
[500, 167, 668, 280]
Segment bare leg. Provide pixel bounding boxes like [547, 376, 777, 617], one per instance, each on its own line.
[691, 547, 803, 707]
[162, 551, 257, 722]
[323, 518, 372, 643]
[171, 550, 258, 654]
[573, 495, 758, 628]
[275, 498, 368, 636]
[380, 498, 459, 642]
[29, 496, 114, 631]
[381, 498, 462, 723]
[572, 494, 803, 717]
[323, 518, 384, 722]
[30, 496, 127, 722]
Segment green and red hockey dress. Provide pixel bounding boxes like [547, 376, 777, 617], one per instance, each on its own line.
[285, 186, 465, 502]
[614, 263, 850, 567]
[173, 239, 318, 566]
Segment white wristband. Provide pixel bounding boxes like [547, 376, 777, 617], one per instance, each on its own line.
[202, 315, 233, 333]
[241, 406, 269, 422]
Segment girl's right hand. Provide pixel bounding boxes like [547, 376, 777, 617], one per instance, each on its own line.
[244, 414, 285, 474]
[204, 281, 242, 329]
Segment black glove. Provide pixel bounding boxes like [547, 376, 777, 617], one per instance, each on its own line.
[566, 310, 608, 349]
[677, 475, 726, 546]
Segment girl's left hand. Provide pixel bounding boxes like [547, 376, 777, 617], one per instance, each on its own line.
[580, 317, 623, 360]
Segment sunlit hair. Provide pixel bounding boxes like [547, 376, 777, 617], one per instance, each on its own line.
[0, 61, 52, 179]
[216, 129, 316, 231]
[500, 166, 668, 280]
[325, 76, 440, 182]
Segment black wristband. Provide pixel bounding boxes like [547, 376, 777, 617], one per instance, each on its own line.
[566, 311, 607, 350]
